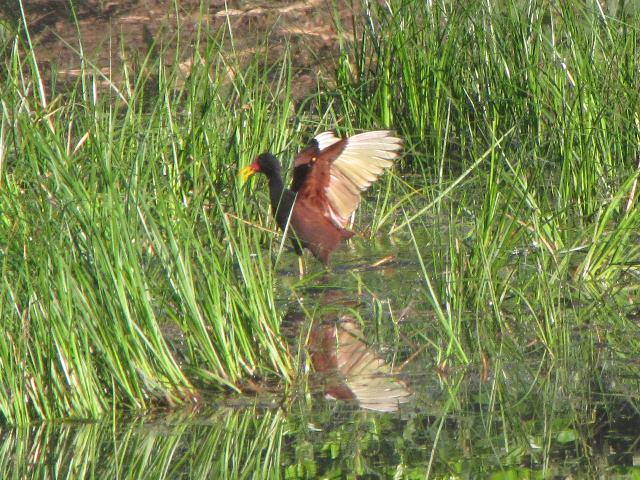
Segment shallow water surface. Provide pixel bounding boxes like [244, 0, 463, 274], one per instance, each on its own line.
[3, 232, 640, 477]
[4, 393, 640, 478]
[5, 216, 640, 479]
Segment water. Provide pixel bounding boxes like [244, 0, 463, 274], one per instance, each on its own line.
[4, 391, 640, 478]
[0, 215, 635, 477]
[2, 221, 639, 477]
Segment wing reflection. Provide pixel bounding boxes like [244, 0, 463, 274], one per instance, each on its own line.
[308, 315, 412, 413]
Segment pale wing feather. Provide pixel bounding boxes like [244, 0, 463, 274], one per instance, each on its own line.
[324, 130, 402, 226]
[336, 319, 412, 412]
[314, 131, 341, 150]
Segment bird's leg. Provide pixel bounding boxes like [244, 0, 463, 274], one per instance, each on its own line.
[298, 256, 305, 278]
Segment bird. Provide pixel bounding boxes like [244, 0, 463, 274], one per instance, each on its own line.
[240, 130, 402, 273]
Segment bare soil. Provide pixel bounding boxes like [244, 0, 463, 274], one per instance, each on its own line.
[1, 0, 359, 97]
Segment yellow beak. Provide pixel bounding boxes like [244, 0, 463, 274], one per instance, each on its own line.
[239, 165, 257, 182]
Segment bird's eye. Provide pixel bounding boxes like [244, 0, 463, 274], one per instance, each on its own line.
[311, 157, 317, 162]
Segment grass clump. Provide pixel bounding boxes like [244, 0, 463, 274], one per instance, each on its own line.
[322, 7, 640, 472]
[333, 0, 640, 357]
[0, 17, 303, 423]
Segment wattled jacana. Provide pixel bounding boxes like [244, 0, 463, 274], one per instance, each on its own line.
[240, 130, 402, 271]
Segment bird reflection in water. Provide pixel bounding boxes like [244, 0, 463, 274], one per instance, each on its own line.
[307, 314, 412, 413]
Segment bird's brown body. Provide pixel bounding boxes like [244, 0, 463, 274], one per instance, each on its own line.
[240, 130, 402, 266]
[288, 197, 355, 264]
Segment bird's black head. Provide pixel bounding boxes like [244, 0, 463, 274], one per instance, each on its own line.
[240, 153, 281, 181]
[255, 153, 281, 178]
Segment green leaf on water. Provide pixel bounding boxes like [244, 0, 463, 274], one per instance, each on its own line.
[556, 430, 578, 444]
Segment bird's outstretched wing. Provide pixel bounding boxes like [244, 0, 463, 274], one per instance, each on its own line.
[292, 130, 402, 228]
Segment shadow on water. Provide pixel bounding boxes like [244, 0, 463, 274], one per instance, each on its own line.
[308, 315, 412, 413]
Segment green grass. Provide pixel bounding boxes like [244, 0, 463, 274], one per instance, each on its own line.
[1, 7, 640, 476]
[332, 0, 640, 354]
[327, 1, 640, 472]
[1, 389, 635, 479]
[0, 11, 302, 423]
